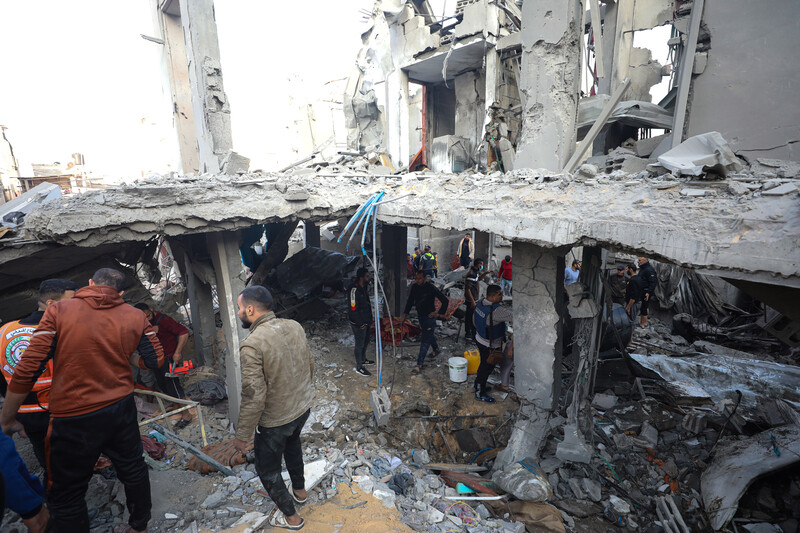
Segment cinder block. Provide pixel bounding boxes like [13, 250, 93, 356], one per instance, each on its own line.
[370, 387, 391, 427]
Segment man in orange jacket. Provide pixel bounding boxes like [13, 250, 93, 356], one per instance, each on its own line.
[0, 268, 165, 533]
[0, 278, 77, 471]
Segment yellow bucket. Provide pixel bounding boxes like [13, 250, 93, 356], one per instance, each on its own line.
[463, 349, 480, 375]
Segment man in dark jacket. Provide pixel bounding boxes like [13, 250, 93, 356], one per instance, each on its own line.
[419, 245, 437, 278]
[399, 270, 449, 375]
[1, 268, 165, 533]
[608, 265, 627, 305]
[625, 264, 645, 322]
[637, 257, 658, 328]
[347, 268, 375, 376]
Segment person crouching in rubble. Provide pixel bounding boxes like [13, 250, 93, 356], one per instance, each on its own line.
[134, 303, 193, 427]
[347, 267, 375, 377]
[1, 267, 165, 533]
[234, 286, 314, 531]
[399, 270, 450, 375]
[473, 284, 513, 403]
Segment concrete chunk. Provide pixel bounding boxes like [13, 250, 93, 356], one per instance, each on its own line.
[658, 131, 744, 177]
[762, 183, 799, 196]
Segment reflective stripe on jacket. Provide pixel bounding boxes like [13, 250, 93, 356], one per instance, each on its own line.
[0, 320, 53, 413]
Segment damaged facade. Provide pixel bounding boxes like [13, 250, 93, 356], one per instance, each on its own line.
[1, 0, 800, 532]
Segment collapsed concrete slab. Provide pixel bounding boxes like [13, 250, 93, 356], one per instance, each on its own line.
[9, 168, 800, 288]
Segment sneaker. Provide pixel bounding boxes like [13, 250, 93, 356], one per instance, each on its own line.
[475, 392, 496, 403]
[363, 359, 375, 365]
[355, 367, 371, 376]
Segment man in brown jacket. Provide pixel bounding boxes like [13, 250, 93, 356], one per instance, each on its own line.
[0, 268, 165, 533]
[233, 285, 314, 531]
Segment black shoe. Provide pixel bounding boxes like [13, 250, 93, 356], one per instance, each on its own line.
[355, 367, 371, 376]
[431, 348, 441, 358]
[475, 392, 496, 403]
[363, 359, 375, 365]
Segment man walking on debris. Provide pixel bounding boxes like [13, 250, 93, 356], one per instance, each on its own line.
[233, 285, 314, 531]
[498, 255, 512, 296]
[637, 257, 658, 328]
[609, 265, 627, 305]
[399, 270, 450, 375]
[463, 258, 492, 342]
[473, 284, 512, 403]
[347, 267, 375, 377]
[0, 278, 77, 471]
[625, 263, 645, 322]
[134, 303, 192, 426]
[0, 268, 165, 533]
[458, 233, 474, 268]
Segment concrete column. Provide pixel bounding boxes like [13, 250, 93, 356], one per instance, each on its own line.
[207, 230, 248, 425]
[474, 231, 491, 263]
[515, 0, 582, 171]
[381, 225, 409, 316]
[180, 0, 233, 174]
[497, 242, 565, 466]
[385, 69, 411, 168]
[183, 252, 215, 366]
[483, 47, 500, 130]
[150, 0, 200, 174]
[304, 221, 321, 249]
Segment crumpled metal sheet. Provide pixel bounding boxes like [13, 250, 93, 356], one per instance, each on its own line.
[577, 97, 673, 138]
[628, 352, 800, 409]
[701, 424, 800, 530]
[275, 247, 360, 299]
[653, 261, 728, 323]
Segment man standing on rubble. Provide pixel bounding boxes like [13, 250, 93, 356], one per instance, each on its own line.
[473, 285, 513, 403]
[498, 255, 512, 296]
[399, 270, 450, 375]
[347, 267, 375, 377]
[625, 263, 645, 322]
[458, 233, 474, 269]
[0, 278, 77, 471]
[419, 245, 437, 278]
[608, 265, 627, 306]
[0, 267, 165, 533]
[133, 303, 193, 426]
[233, 285, 314, 531]
[637, 257, 658, 328]
[463, 258, 492, 342]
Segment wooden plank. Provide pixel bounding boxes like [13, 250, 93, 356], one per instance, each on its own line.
[564, 77, 631, 173]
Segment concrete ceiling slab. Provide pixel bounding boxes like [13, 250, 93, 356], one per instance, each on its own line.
[404, 37, 488, 83]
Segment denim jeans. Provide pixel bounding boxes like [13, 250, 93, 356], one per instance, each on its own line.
[417, 315, 439, 366]
[351, 323, 370, 368]
[254, 409, 311, 518]
[500, 278, 512, 296]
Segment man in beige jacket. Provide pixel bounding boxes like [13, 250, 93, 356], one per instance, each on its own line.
[233, 286, 314, 531]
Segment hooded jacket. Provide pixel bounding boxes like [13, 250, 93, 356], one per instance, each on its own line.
[8, 285, 164, 418]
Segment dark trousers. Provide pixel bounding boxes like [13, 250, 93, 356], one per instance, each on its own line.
[474, 343, 496, 395]
[464, 303, 476, 339]
[351, 324, 370, 368]
[254, 409, 311, 517]
[153, 359, 185, 399]
[423, 269, 434, 279]
[460, 256, 471, 268]
[417, 316, 439, 366]
[47, 395, 151, 532]
[18, 411, 50, 472]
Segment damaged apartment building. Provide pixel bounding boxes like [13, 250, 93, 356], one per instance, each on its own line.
[1, 0, 799, 532]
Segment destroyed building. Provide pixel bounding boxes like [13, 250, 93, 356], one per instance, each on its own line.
[1, 0, 799, 532]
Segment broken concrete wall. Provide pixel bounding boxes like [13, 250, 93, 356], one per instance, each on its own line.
[625, 46, 663, 102]
[686, 0, 800, 162]
[515, 0, 582, 171]
[453, 70, 485, 160]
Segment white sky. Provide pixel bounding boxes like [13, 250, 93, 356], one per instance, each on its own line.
[0, 1, 671, 179]
[0, 1, 373, 179]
